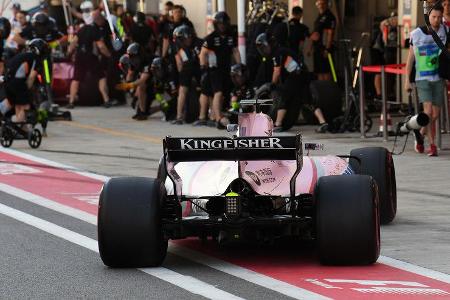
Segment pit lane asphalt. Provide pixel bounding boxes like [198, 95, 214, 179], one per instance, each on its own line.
[0, 105, 449, 298]
[0, 190, 295, 300]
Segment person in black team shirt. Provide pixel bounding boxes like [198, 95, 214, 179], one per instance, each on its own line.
[94, 12, 121, 107]
[15, 12, 62, 46]
[172, 25, 202, 124]
[229, 63, 254, 113]
[116, 43, 152, 120]
[158, 1, 174, 46]
[161, 5, 193, 59]
[0, 17, 11, 75]
[129, 12, 156, 56]
[66, 5, 113, 109]
[308, 0, 336, 81]
[196, 11, 241, 129]
[288, 6, 310, 65]
[2, 39, 48, 123]
[256, 32, 302, 132]
[117, 53, 177, 121]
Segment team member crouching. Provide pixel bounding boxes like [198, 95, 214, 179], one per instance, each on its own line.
[229, 64, 254, 111]
[116, 43, 152, 120]
[172, 25, 202, 124]
[255, 33, 302, 132]
[150, 57, 178, 121]
[117, 52, 177, 121]
[1, 39, 48, 125]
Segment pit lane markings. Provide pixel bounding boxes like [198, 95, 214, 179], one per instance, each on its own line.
[0, 202, 245, 300]
[0, 182, 329, 300]
[60, 121, 162, 144]
[1, 148, 450, 299]
[0, 149, 332, 299]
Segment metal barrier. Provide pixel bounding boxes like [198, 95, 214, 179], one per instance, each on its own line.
[359, 63, 450, 148]
[359, 64, 406, 141]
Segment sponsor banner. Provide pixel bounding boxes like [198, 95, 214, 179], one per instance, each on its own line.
[166, 136, 298, 150]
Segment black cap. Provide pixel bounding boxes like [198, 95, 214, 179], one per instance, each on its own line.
[213, 11, 230, 25]
[32, 12, 50, 25]
[28, 38, 49, 58]
[0, 17, 11, 39]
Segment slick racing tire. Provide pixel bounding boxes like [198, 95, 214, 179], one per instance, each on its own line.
[98, 177, 168, 267]
[349, 147, 397, 224]
[316, 175, 380, 265]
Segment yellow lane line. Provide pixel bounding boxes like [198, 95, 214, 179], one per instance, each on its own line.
[60, 121, 162, 144]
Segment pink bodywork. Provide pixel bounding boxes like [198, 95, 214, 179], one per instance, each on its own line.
[166, 112, 352, 198]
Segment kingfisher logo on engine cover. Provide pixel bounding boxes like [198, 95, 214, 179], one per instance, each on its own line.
[179, 138, 284, 150]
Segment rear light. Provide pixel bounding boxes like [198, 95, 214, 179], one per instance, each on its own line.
[225, 192, 240, 217]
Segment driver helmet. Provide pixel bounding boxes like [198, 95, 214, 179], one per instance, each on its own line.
[173, 25, 194, 47]
[255, 33, 271, 57]
[126, 43, 142, 69]
[118, 54, 131, 73]
[151, 57, 166, 81]
[31, 12, 49, 26]
[126, 42, 141, 57]
[230, 63, 247, 87]
[27, 38, 49, 59]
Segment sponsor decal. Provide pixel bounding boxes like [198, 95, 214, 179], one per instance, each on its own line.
[254, 168, 272, 177]
[244, 171, 261, 186]
[179, 138, 283, 150]
[306, 279, 450, 296]
[0, 160, 42, 175]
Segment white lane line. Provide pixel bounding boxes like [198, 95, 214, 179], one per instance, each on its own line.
[0, 148, 109, 182]
[2, 149, 450, 286]
[0, 202, 99, 252]
[378, 256, 450, 284]
[0, 183, 97, 225]
[0, 202, 244, 300]
[0, 183, 327, 300]
[170, 244, 330, 300]
[140, 268, 244, 300]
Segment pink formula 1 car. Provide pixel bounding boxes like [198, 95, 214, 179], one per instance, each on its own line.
[98, 99, 396, 268]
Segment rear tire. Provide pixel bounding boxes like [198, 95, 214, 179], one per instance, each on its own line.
[316, 175, 380, 265]
[98, 177, 168, 267]
[349, 147, 397, 224]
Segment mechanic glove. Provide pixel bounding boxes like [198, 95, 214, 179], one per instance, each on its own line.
[231, 101, 240, 111]
[115, 82, 135, 91]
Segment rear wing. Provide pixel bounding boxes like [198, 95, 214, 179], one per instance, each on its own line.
[163, 135, 303, 199]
